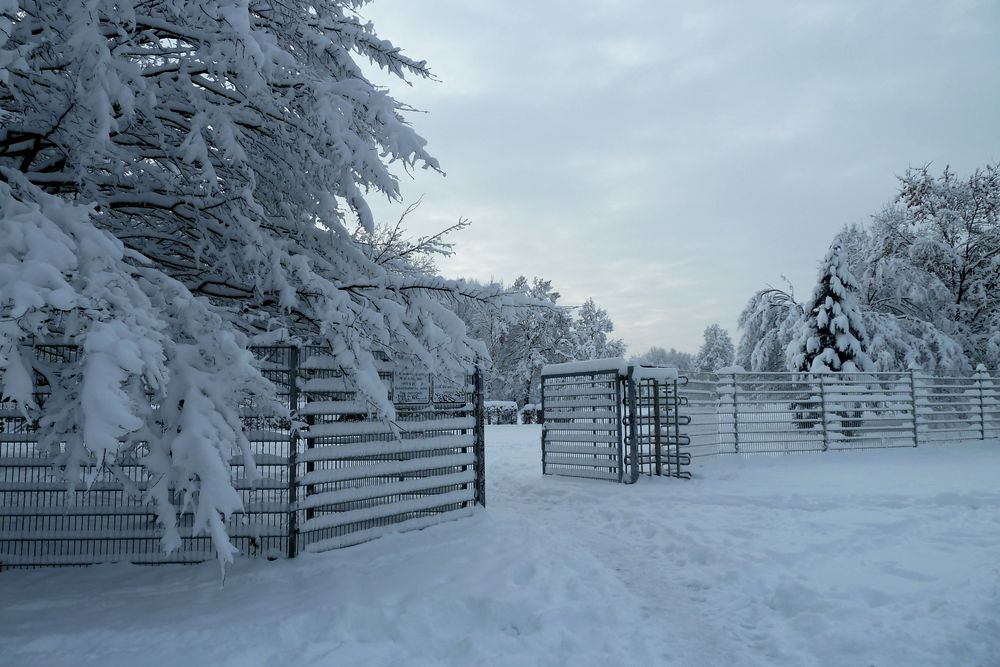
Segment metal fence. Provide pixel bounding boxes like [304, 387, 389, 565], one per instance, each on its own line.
[0, 346, 485, 569]
[539, 362, 691, 482]
[682, 370, 1000, 455]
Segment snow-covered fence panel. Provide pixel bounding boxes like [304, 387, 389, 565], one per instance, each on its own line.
[0, 346, 485, 569]
[716, 372, 826, 454]
[540, 361, 625, 482]
[913, 371, 1000, 442]
[292, 347, 483, 554]
[821, 373, 916, 450]
[680, 373, 722, 459]
[703, 369, 998, 456]
[0, 345, 293, 566]
[980, 368, 1000, 439]
[715, 372, 918, 453]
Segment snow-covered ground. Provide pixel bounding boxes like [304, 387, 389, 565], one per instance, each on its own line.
[2, 426, 999, 666]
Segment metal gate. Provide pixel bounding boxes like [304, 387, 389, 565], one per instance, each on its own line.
[540, 361, 692, 482]
[630, 370, 693, 480]
[540, 363, 624, 481]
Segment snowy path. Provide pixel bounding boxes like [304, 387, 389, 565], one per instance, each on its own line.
[2, 426, 999, 666]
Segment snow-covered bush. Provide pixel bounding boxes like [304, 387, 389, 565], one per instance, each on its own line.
[484, 401, 518, 425]
[0, 0, 495, 568]
[520, 404, 540, 424]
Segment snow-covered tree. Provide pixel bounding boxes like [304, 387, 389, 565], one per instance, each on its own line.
[695, 324, 735, 372]
[844, 165, 1000, 369]
[736, 283, 804, 372]
[833, 219, 970, 371]
[455, 277, 625, 404]
[787, 242, 875, 373]
[572, 298, 626, 361]
[354, 199, 471, 278]
[634, 346, 694, 370]
[0, 0, 494, 567]
[741, 164, 998, 373]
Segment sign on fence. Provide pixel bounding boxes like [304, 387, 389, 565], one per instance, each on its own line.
[393, 371, 431, 404]
[432, 374, 467, 404]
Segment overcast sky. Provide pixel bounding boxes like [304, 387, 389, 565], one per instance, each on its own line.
[359, 0, 999, 355]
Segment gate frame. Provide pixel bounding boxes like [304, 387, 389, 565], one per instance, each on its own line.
[540, 360, 692, 483]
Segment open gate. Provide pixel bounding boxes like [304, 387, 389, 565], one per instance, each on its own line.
[631, 369, 693, 480]
[540, 361, 692, 482]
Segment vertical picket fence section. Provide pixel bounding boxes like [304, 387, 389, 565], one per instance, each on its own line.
[0, 345, 485, 569]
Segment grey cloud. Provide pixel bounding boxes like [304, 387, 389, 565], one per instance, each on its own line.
[363, 0, 1000, 353]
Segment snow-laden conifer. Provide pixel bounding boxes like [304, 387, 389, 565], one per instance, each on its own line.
[787, 242, 875, 373]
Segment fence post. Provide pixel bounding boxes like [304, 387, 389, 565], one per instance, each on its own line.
[818, 374, 829, 452]
[909, 369, 919, 447]
[977, 371, 986, 441]
[672, 379, 684, 473]
[730, 374, 739, 454]
[624, 367, 640, 483]
[652, 379, 663, 476]
[540, 369, 549, 475]
[473, 364, 486, 506]
[286, 346, 299, 559]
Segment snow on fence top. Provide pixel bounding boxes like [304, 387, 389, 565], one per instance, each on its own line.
[540, 360, 682, 382]
[541, 358, 628, 377]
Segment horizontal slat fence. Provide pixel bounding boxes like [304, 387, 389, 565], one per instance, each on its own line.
[682, 370, 999, 456]
[540, 369, 623, 482]
[0, 346, 484, 569]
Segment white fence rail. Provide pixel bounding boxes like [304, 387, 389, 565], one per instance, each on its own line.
[679, 370, 1000, 455]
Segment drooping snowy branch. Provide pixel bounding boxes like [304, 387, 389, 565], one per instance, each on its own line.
[735, 284, 803, 372]
[0, 0, 499, 567]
